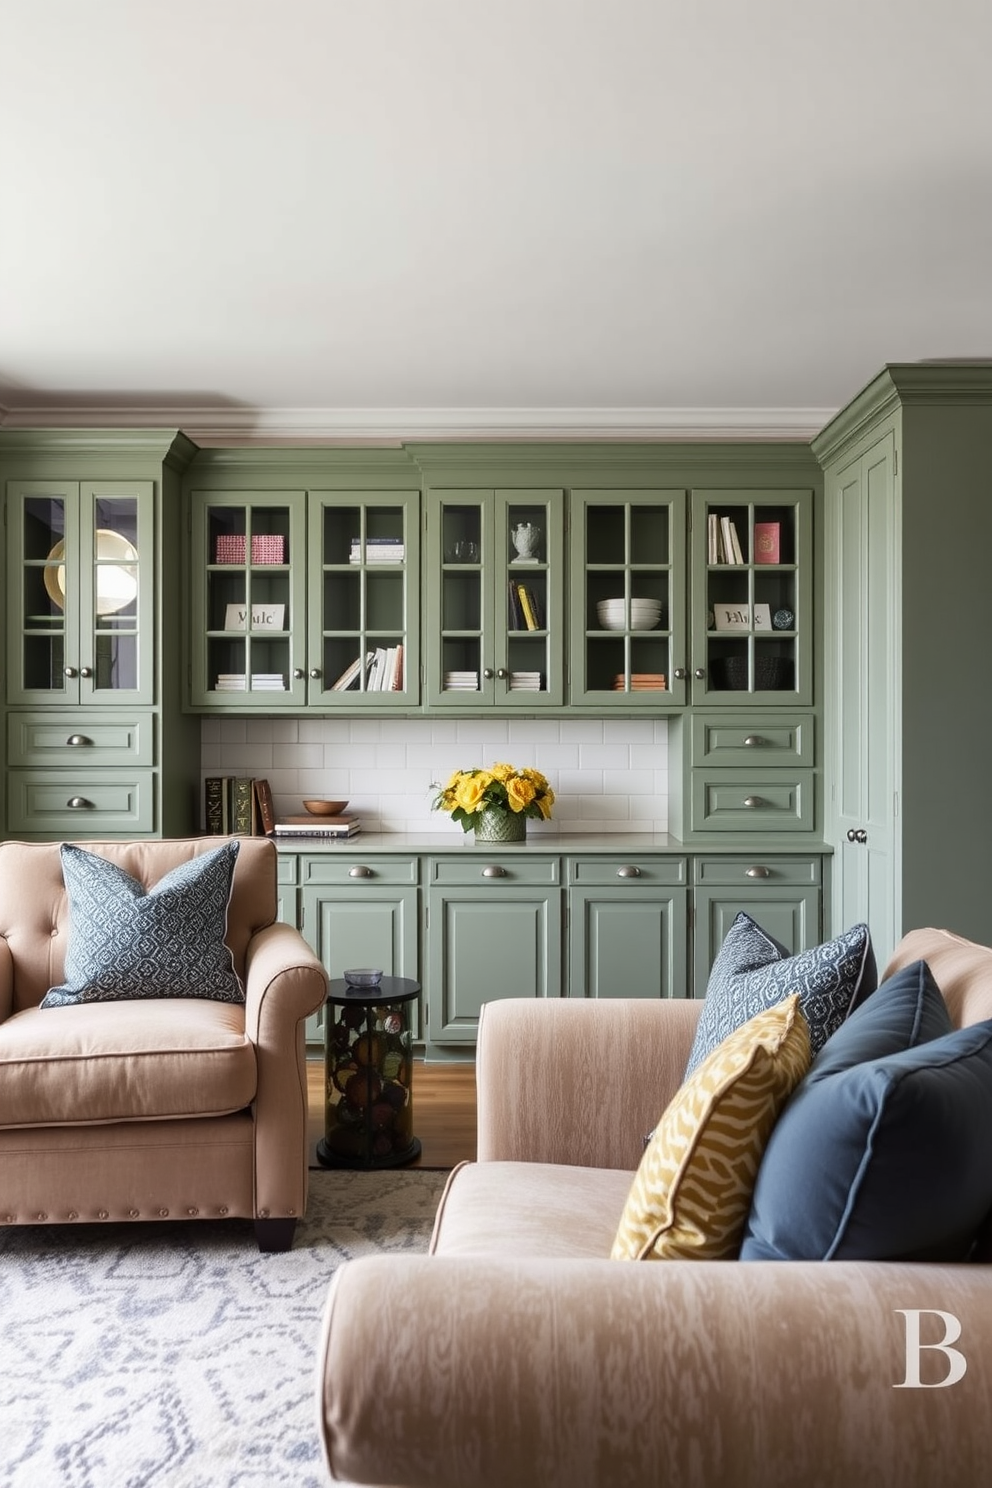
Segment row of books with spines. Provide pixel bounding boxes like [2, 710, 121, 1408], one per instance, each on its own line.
[507, 579, 545, 630]
[708, 515, 783, 565]
[331, 644, 404, 692]
[205, 776, 277, 836]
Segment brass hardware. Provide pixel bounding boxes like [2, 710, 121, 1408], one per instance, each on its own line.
[745, 866, 771, 879]
[482, 865, 507, 878]
[348, 865, 374, 878]
[616, 866, 641, 878]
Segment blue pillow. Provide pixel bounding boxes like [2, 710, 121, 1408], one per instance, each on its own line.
[742, 965, 992, 1262]
[41, 841, 243, 1007]
[683, 913, 876, 1078]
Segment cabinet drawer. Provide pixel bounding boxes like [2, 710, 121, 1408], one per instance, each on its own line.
[6, 712, 153, 767]
[7, 770, 154, 834]
[567, 855, 688, 888]
[693, 855, 822, 888]
[690, 712, 813, 768]
[690, 769, 814, 833]
[276, 854, 298, 886]
[428, 854, 561, 887]
[300, 854, 419, 888]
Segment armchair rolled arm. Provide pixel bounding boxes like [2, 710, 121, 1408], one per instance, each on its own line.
[318, 1254, 992, 1488]
[0, 936, 12, 1024]
[476, 997, 703, 1170]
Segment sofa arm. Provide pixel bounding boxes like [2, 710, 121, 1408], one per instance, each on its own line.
[476, 997, 702, 1170]
[0, 936, 11, 1024]
[318, 1254, 992, 1488]
[243, 921, 327, 1219]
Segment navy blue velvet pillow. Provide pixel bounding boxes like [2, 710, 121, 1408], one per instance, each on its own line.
[741, 961, 992, 1262]
[684, 913, 877, 1079]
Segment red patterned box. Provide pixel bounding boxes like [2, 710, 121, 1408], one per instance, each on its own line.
[251, 534, 286, 564]
[215, 534, 247, 563]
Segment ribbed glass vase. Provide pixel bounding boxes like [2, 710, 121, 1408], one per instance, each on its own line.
[472, 807, 527, 843]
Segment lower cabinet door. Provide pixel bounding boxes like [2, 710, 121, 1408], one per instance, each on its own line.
[426, 883, 562, 1055]
[692, 855, 822, 997]
[302, 884, 420, 1044]
[569, 886, 688, 1000]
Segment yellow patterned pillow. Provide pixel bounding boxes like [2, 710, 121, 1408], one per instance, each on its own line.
[611, 993, 810, 1261]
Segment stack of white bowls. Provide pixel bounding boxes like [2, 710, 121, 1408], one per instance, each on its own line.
[596, 597, 663, 631]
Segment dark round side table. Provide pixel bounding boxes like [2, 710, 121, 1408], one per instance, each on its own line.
[316, 976, 422, 1170]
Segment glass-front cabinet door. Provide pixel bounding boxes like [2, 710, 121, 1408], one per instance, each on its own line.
[188, 491, 307, 708]
[6, 479, 154, 706]
[690, 489, 812, 706]
[425, 488, 564, 708]
[569, 490, 687, 708]
[307, 490, 420, 708]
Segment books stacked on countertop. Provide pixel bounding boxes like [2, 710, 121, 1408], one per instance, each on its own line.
[613, 673, 667, 690]
[331, 645, 404, 691]
[271, 813, 361, 839]
[349, 536, 405, 563]
[444, 671, 479, 690]
[204, 776, 277, 835]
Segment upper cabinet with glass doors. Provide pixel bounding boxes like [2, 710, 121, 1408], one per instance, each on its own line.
[569, 490, 687, 708]
[6, 480, 154, 707]
[424, 489, 564, 708]
[689, 490, 812, 706]
[187, 488, 420, 710]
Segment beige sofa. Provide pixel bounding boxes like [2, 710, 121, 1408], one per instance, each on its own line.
[317, 928, 992, 1487]
[0, 837, 327, 1251]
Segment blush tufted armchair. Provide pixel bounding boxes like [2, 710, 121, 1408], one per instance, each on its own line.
[0, 837, 327, 1251]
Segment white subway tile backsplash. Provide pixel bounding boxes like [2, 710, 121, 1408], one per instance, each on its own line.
[202, 716, 670, 833]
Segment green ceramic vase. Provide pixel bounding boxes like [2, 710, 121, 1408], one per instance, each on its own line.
[472, 807, 527, 843]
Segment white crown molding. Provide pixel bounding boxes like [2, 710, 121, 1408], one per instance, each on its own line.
[0, 403, 835, 444]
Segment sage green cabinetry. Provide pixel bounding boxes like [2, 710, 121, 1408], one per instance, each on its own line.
[1, 431, 200, 840]
[424, 488, 564, 707]
[187, 483, 420, 709]
[301, 854, 420, 1045]
[425, 853, 562, 1056]
[567, 854, 688, 998]
[568, 490, 687, 706]
[813, 363, 992, 964]
[692, 854, 822, 996]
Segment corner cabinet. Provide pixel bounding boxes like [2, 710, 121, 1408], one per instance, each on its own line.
[424, 488, 565, 708]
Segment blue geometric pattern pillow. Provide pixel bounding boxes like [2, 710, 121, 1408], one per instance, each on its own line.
[41, 841, 243, 1007]
[683, 913, 876, 1079]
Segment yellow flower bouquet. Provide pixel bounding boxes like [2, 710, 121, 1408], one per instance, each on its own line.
[431, 762, 555, 840]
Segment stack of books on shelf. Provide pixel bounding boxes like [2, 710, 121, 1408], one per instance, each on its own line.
[444, 671, 479, 691]
[271, 813, 361, 840]
[509, 671, 543, 691]
[613, 673, 667, 690]
[204, 776, 277, 835]
[331, 646, 404, 691]
[707, 514, 745, 565]
[508, 579, 544, 630]
[349, 536, 405, 563]
[250, 673, 287, 691]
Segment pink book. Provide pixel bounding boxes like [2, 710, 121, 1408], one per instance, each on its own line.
[753, 521, 781, 564]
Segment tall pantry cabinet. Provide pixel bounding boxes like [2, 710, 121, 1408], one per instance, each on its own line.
[812, 363, 992, 965]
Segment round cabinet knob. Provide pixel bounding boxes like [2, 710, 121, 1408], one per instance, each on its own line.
[79, 666, 92, 678]
[694, 668, 705, 679]
[292, 668, 305, 679]
[745, 866, 771, 879]
[64, 667, 78, 678]
[481, 865, 507, 878]
[483, 668, 495, 679]
[616, 865, 641, 878]
[743, 795, 764, 809]
[348, 865, 374, 878]
[309, 668, 321, 678]
[743, 735, 764, 747]
[496, 668, 508, 679]
[67, 797, 93, 809]
[66, 735, 92, 747]
[847, 828, 868, 845]
[673, 667, 687, 680]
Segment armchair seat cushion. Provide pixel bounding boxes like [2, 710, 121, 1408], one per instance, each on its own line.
[0, 1000, 255, 1128]
[431, 1160, 634, 1261]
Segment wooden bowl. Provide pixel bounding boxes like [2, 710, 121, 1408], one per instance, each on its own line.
[303, 799, 348, 816]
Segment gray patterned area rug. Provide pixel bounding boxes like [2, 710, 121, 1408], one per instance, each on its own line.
[0, 1168, 449, 1488]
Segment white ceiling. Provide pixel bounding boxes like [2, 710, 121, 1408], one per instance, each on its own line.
[3, 0, 992, 442]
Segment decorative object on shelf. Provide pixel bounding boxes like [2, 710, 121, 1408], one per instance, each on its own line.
[713, 603, 751, 632]
[596, 597, 663, 631]
[753, 522, 781, 564]
[753, 603, 772, 631]
[214, 534, 247, 564]
[773, 607, 795, 631]
[343, 968, 383, 989]
[448, 540, 479, 563]
[44, 530, 138, 615]
[303, 799, 348, 815]
[510, 522, 542, 563]
[431, 762, 555, 840]
[250, 534, 286, 564]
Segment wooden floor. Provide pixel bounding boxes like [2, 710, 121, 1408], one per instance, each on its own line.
[307, 1056, 477, 1169]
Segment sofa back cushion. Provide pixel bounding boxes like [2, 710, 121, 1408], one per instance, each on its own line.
[884, 928, 992, 1029]
[0, 837, 277, 1012]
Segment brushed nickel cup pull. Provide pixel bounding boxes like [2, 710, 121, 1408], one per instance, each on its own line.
[79, 666, 92, 678]
[67, 797, 93, 809]
[482, 865, 507, 878]
[66, 735, 92, 747]
[743, 735, 764, 746]
[745, 866, 771, 879]
[348, 865, 374, 878]
[743, 795, 764, 808]
[616, 865, 641, 878]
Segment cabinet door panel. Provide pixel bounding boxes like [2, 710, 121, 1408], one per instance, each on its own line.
[693, 886, 821, 996]
[303, 885, 419, 1043]
[569, 888, 688, 999]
